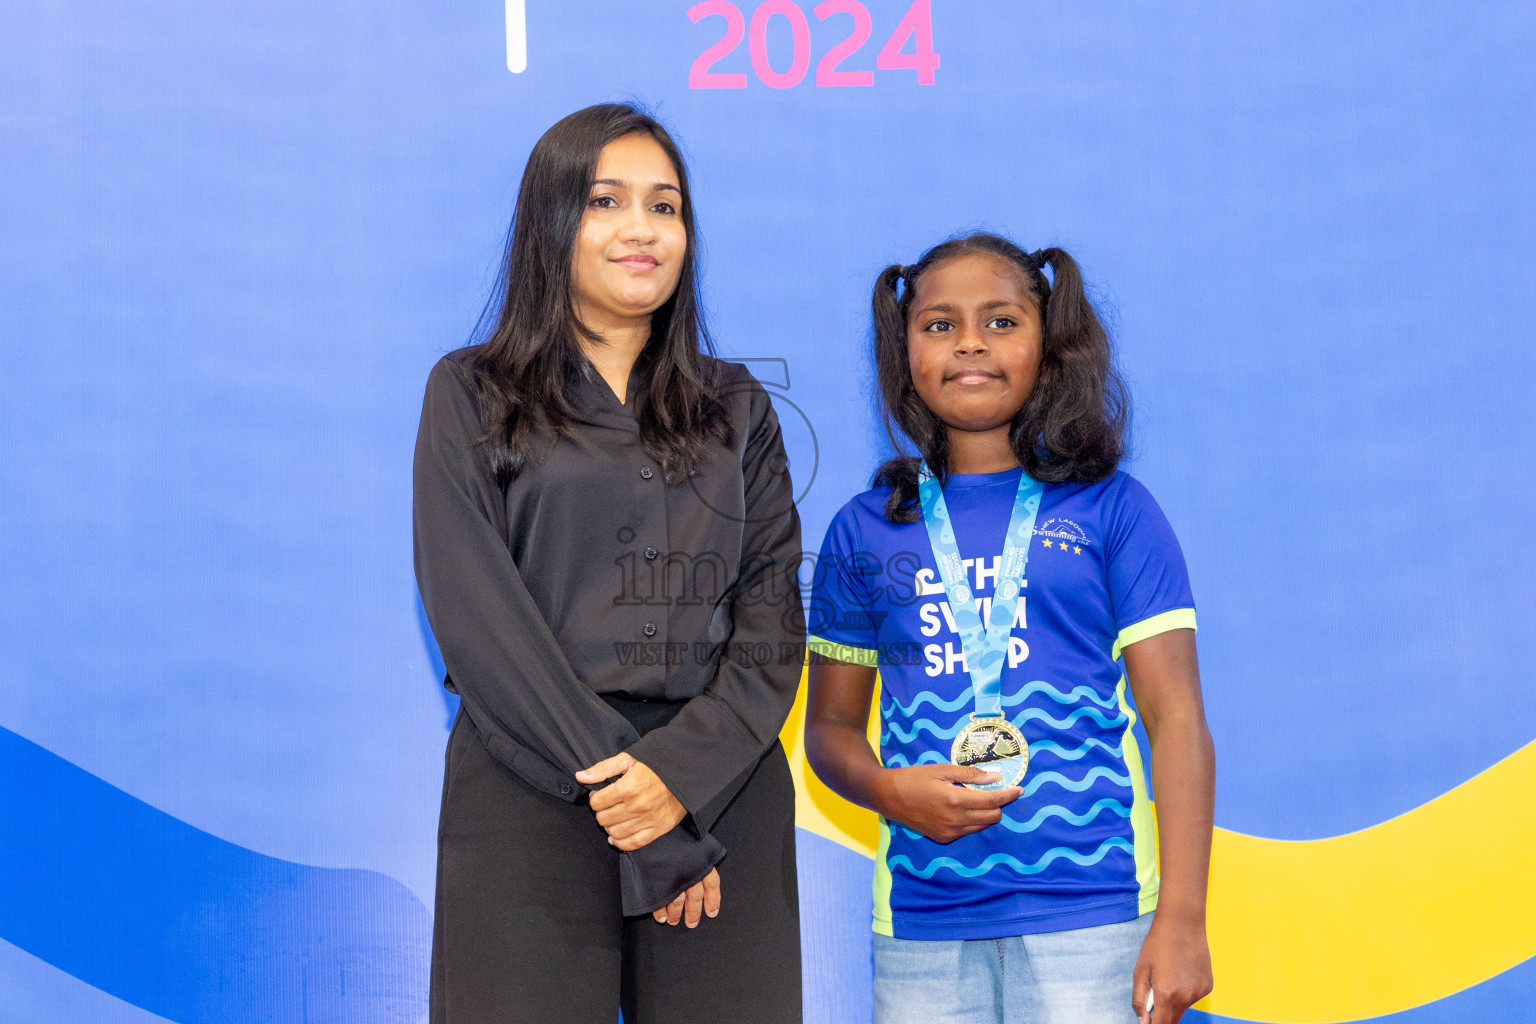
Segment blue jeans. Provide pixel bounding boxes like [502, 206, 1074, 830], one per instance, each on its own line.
[873, 913, 1153, 1024]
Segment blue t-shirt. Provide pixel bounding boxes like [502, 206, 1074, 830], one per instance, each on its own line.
[808, 467, 1195, 940]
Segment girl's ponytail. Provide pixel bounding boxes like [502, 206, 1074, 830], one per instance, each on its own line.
[1034, 247, 1087, 349]
[872, 264, 907, 348]
[1023, 246, 1127, 482]
[870, 264, 943, 521]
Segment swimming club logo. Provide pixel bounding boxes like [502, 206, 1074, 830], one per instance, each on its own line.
[1036, 517, 1090, 555]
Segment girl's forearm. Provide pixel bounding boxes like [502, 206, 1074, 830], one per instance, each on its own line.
[1147, 710, 1216, 920]
[805, 720, 889, 813]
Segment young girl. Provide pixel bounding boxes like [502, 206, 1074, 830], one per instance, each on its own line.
[805, 234, 1214, 1024]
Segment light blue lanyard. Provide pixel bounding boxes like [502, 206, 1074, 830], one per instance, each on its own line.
[916, 461, 1042, 717]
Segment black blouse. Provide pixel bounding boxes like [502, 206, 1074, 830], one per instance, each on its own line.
[413, 347, 805, 915]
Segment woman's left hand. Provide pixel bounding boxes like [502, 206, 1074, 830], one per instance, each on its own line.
[576, 752, 688, 851]
[651, 867, 722, 927]
[1131, 910, 1214, 1023]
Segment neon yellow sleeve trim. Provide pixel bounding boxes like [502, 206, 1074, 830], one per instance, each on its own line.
[807, 635, 880, 667]
[1112, 607, 1197, 661]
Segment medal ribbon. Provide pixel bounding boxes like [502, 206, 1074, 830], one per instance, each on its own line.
[916, 461, 1042, 718]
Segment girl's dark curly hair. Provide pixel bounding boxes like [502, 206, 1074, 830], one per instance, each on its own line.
[871, 233, 1127, 522]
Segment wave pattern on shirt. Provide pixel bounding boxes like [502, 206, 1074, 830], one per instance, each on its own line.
[889, 837, 1136, 879]
[882, 679, 1121, 718]
[882, 704, 1126, 745]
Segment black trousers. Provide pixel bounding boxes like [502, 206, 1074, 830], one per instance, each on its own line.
[430, 702, 802, 1024]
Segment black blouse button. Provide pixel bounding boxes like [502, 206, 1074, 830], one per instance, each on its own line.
[558, 782, 574, 797]
[643, 622, 657, 636]
[644, 547, 658, 560]
[639, 466, 654, 479]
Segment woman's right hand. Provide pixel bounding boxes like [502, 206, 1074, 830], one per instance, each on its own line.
[652, 867, 721, 928]
[873, 765, 1022, 843]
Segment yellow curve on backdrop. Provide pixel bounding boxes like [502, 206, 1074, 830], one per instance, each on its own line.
[778, 669, 1536, 1023]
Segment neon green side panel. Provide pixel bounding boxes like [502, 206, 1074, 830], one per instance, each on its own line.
[1116, 676, 1161, 915]
[872, 817, 895, 936]
[1110, 607, 1193, 912]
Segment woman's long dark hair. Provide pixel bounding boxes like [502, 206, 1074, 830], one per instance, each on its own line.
[470, 103, 730, 485]
[871, 234, 1127, 522]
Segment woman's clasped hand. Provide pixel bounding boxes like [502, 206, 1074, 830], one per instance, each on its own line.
[652, 868, 721, 928]
[577, 751, 688, 851]
[577, 751, 722, 927]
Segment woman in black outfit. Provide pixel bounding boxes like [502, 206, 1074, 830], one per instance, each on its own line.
[413, 104, 805, 1023]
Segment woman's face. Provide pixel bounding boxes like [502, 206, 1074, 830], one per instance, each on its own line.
[906, 252, 1043, 435]
[570, 133, 688, 334]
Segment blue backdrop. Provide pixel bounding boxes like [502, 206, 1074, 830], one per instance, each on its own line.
[3, 2, 1534, 1021]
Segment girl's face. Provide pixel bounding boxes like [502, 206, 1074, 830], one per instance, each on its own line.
[906, 252, 1043, 437]
[570, 133, 688, 334]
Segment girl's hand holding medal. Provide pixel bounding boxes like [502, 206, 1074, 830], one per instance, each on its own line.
[871, 763, 1023, 844]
